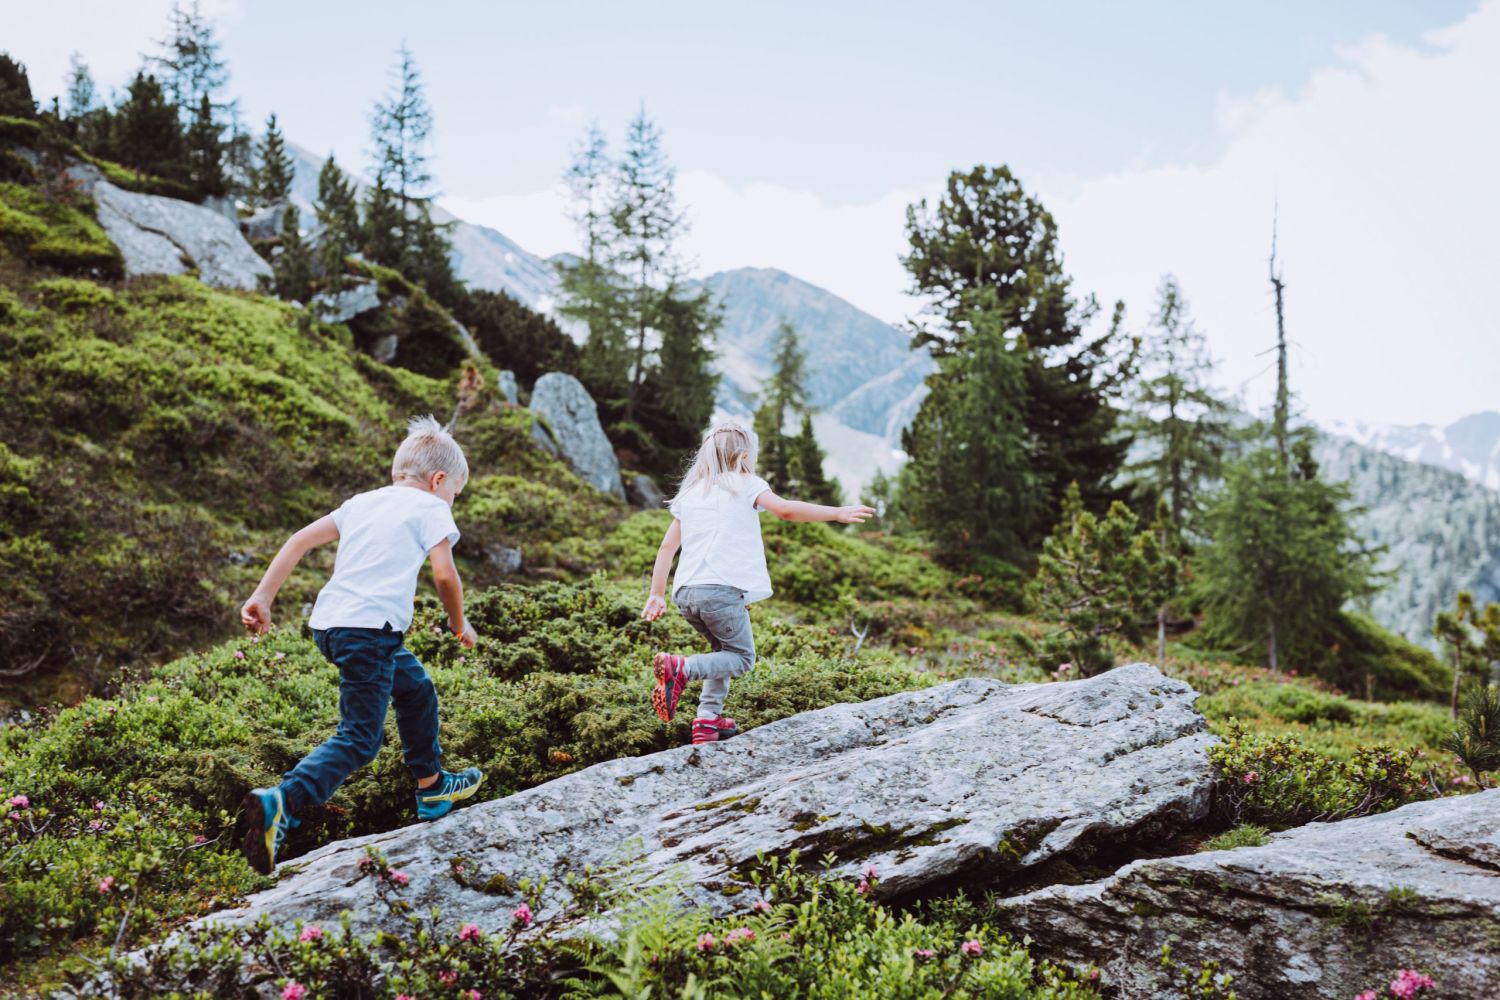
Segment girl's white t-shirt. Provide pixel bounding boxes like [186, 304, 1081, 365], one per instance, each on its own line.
[669, 473, 774, 604]
[308, 484, 461, 632]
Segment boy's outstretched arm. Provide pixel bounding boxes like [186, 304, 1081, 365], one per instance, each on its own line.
[642, 519, 682, 621]
[429, 540, 477, 649]
[241, 515, 340, 634]
[757, 491, 876, 525]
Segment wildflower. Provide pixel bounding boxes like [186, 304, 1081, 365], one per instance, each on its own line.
[88, 819, 104, 832]
[94, 800, 105, 811]
[467, 992, 482, 1000]
[274, 652, 286, 661]
[1355, 992, 1378, 1000]
[98, 876, 115, 894]
[281, 983, 306, 1000]
[857, 879, 870, 895]
[1242, 771, 1259, 785]
[298, 925, 323, 942]
[397, 995, 416, 1000]
[1389, 969, 1436, 999]
[233, 650, 245, 660]
[914, 948, 936, 960]
[725, 927, 756, 944]
[752, 900, 771, 913]
[146, 696, 158, 703]
[1088, 969, 1101, 982]
[6, 812, 16, 821]
[864, 864, 878, 880]
[8, 795, 28, 809]
[960, 939, 983, 957]
[459, 922, 482, 943]
[512, 902, 533, 926]
[1057, 663, 1073, 674]
[194, 834, 207, 845]
[389, 870, 410, 887]
[697, 933, 717, 951]
[438, 970, 457, 986]
[457, 656, 466, 665]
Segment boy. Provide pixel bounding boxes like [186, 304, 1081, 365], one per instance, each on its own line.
[236, 416, 484, 876]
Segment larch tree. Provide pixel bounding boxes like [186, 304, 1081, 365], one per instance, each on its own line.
[254, 112, 292, 205]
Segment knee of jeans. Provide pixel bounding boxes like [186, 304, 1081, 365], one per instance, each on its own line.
[732, 648, 756, 677]
[348, 728, 384, 765]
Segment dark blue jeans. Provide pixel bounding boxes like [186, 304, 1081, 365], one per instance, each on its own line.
[278, 624, 443, 815]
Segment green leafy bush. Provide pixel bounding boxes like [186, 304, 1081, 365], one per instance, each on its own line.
[31, 276, 118, 313]
[1202, 823, 1271, 851]
[0, 114, 42, 144]
[1208, 724, 1429, 829]
[0, 181, 122, 278]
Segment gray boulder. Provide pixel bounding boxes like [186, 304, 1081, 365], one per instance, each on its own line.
[528, 372, 624, 498]
[497, 369, 519, 405]
[624, 472, 666, 510]
[993, 788, 1500, 999]
[67, 164, 271, 291]
[239, 201, 284, 243]
[483, 543, 523, 574]
[310, 280, 382, 324]
[188, 664, 1213, 943]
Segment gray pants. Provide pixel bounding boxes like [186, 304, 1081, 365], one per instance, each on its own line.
[675, 584, 756, 719]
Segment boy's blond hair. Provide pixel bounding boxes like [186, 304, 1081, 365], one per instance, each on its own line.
[391, 415, 469, 485]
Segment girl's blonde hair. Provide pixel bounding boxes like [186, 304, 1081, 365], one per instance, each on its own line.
[391, 415, 469, 485]
[668, 420, 758, 504]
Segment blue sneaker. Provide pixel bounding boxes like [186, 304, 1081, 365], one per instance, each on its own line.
[416, 767, 485, 821]
[237, 786, 298, 876]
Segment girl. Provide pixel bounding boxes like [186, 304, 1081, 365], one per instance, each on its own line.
[642, 421, 874, 744]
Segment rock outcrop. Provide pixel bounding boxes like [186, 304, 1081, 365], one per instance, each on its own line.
[497, 369, 519, 405]
[624, 472, 666, 510]
[190, 664, 1213, 943]
[310, 280, 382, 324]
[528, 372, 625, 499]
[993, 789, 1500, 999]
[67, 164, 271, 291]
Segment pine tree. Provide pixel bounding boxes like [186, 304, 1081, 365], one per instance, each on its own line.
[185, 93, 227, 198]
[789, 412, 842, 505]
[361, 179, 403, 268]
[64, 52, 96, 120]
[898, 294, 1039, 565]
[272, 203, 313, 302]
[646, 282, 721, 454]
[610, 105, 686, 422]
[0, 54, 37, 119]
[1124, 275, 1235, 537]
[114, 72, 185, 180]
[314, 154, 360, 289]
[151, 0, 229, 117]
[558, 123, 629, 395]
[1029, 483, 1181, 676]
[254, 113, 292, 205]
[902, 165, 1134, 556]
[1434, 593, 1500, 718]
[1194, 441, 1380, 672]
[752, 321, 811, 492]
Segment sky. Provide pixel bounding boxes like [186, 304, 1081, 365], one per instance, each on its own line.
[8, 0, 1497, 427]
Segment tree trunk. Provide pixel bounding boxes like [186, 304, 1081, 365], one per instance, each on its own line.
[1156, 606, 1166, 668]
[1267, 622, 1279, 673]
[1450, 644, 1463, 719]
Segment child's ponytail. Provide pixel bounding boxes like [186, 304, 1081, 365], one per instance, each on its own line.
[667, 420, 759, 505]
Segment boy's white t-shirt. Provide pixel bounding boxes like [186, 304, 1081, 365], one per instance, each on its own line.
[308, 484, 460, 632]
[668, 473, 774, 604]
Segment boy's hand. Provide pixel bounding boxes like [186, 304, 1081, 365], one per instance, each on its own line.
[642, 594, 667, 621]
[834, 504, 877, 524]
[241, 593, 272, 635]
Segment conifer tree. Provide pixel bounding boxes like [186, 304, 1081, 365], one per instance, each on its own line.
[272, 203, 313, 302]
[902, 165, 1133, 558]
[752, 321, 811, 492]
[898, 293, 1039, 565]
[254, 113, 292, 205]
[558, 123, 628, 393]
[64, 52, 96, 121]
[114, 72, 185, 180]
[789, 412, 842, 505]
[610, 106, 686, 422]
[361, 179, 403, 268]
[185, 93, 227, 197]
[1029, 483, 1181, 676]
[1434, 593, 1500, 718]
[0, 54, 37, 118]
[314, 154, 360, 289]
[1194, 440, 1379, 671]
[151, 0, 229, 117]
[1125, 275, 1234, 537]
[646, 283, 721, 453]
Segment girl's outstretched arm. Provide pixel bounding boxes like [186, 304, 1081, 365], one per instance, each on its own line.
[642, 519, 682, 621]
[756, 491, 876, 525]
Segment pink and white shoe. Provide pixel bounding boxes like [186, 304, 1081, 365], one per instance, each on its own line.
[652, 653, 689, 722]
[691, 715, 738, 744]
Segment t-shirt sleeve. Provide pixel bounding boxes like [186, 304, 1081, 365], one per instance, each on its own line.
[329, 497, 352, 533]
[420, 503, 461, 552]
[745, 475, 773, 512]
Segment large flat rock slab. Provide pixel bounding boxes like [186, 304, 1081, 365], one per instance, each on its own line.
[993, 789, 1500, 999]
[195, 663, 1213, 939]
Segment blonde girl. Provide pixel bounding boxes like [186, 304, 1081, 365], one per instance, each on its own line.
[642, 420, 874, 743]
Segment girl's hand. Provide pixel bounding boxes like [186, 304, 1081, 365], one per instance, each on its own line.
[642, 594, 667, 621]
[241, 594, 272, 635]
[456, 624, 478, 649]
[835, 504, 877, 524]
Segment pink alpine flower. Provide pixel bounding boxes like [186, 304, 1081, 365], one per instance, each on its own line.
[752, 900, 771, 913]
[512, 902, 533, 926]
[93, 800, 105, 811]
[233, 650, 245, 660]
[280, 983, 306, 1000]
[8, 795, 28, 809]
[725, 927, 756, 944]
[914, 948, 937, 960]
[458, 922, 482, 943]
[696, 933, 717, 951]
[88, 819, 104, 832]
[466, 991, 483, 1000]
[388, 870, 410, 887]
[438, 970, 457, 986]
[960, 939, 983, 957]
[98, 876, 115, 894]
[1355, 992, 1378, 1000]
[1242, 771, 1259, 785]
[298, 925, 323, 942]
[864, 864, 879, 880]
[1389, 969, 1436, 999]
[397, 995, 416, 1000]
[856, 879, 870, 895]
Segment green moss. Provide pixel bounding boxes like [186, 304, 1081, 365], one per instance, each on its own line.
[996, 817, 1062, 863]
[1203, 824, 1271, 851]
[32, 277, 117, 313]
[0, 181, 122, 278]
[0, 115, 43, 143]
[482, 873, 511, 895]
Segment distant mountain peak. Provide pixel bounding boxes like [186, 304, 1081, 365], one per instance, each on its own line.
[1324, 412, 1500, 491]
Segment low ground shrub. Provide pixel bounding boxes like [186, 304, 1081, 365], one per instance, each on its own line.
[0, 181, 121, 278]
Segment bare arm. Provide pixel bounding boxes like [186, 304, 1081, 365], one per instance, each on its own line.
[756, 491, 876, 525]
[429, 539, 476, 648]
[241, 515, 340, 634]
[642, 519, 682, 621]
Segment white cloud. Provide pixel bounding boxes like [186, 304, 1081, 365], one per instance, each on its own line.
[545, 102, 586, 125]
